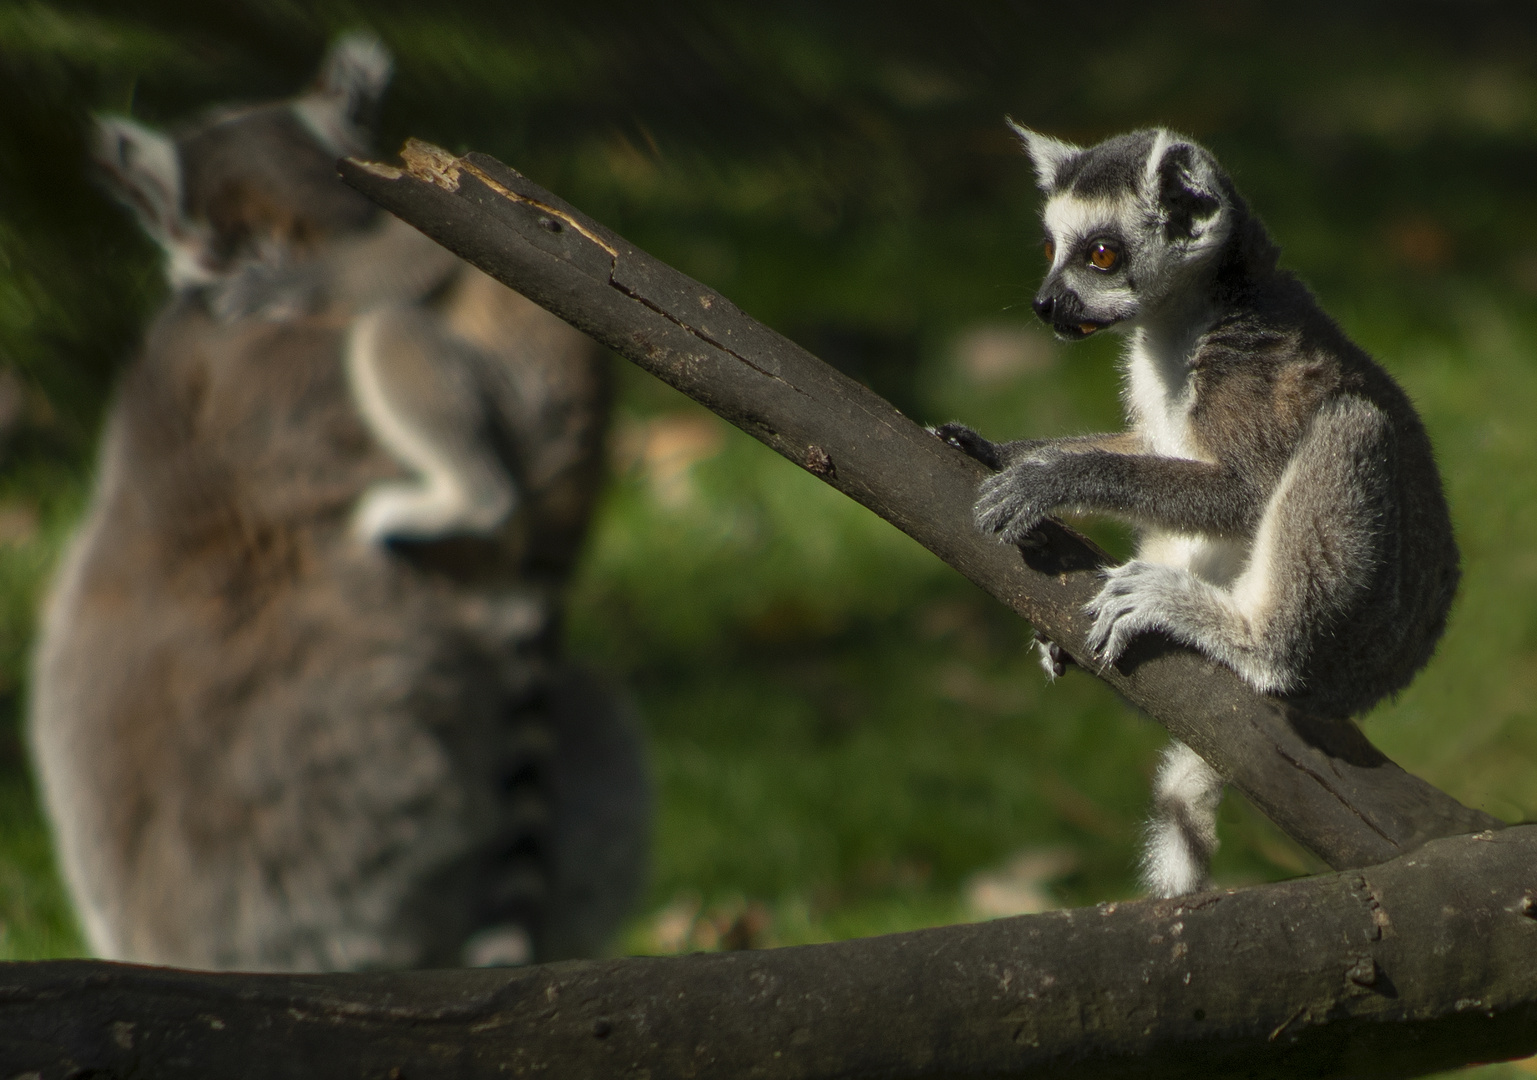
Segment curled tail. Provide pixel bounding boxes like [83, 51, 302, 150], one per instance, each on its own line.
[1141, 741, 1224, 898]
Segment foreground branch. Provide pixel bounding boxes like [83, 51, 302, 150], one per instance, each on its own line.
[7, 826, 1537, 1078]
[339, 143, 1497, 870]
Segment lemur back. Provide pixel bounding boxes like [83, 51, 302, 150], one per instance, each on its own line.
[940, 126, 1458, 897]
[29, 35, 649, 970]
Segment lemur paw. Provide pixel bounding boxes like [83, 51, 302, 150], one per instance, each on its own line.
[974, 453, 1066, 546]
[1084, 560, 1185, 665]
[932, 422, 1002, 471]
[1032, 631, 1073, 680]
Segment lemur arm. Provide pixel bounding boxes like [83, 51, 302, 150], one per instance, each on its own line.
[934, 421, 1259, 545]
[934, 422, 1144, 470]
[977, 449, 1261, 545]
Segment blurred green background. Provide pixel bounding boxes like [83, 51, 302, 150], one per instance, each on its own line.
[3, 2, 1537, 1070]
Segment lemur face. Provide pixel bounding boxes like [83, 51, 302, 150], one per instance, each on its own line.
[92, 33, 392, 289]
[1010, 125, 1233, 339]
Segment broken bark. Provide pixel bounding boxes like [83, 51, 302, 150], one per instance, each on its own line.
[5, 825, 1537, 1079]
[338, 142, 1499, 872]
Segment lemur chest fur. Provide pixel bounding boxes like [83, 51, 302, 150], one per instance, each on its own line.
[1121, 331, 1249, 584]
[1123, 331, 1204, 461]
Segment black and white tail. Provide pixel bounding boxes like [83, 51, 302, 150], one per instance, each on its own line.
[1141, 741, 1224, 898]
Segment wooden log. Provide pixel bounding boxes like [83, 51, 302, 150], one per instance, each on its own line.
[5, 825, 1536, 1079]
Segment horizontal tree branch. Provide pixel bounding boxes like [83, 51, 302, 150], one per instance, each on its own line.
[6, 825, 1537, 1078]
[339, 141, 1498, 871]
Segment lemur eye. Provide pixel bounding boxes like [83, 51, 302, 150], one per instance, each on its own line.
[1088, 242, 1120, 271]
[1043, 239, 1055, 262]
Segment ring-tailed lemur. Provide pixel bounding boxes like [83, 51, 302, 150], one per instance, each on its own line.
[29, 34, 650, 971]
[938, 125, 1459, 898]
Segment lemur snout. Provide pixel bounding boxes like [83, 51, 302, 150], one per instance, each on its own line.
[1032, 294, 1056, 322]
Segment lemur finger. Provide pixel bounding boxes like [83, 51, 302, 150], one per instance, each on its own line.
[1086, 608, 1138, 665]
[1085, 577, 1132, 656]
[932, 422, 1003, 470]
[998, 511, 1049, 547]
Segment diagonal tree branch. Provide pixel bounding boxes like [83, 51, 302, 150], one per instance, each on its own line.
[5, 826, 1537, 1078]
[338, 141, 1498, 870]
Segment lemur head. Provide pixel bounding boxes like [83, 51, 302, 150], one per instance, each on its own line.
[92, 33, 392, 290]
[1011, 124, 1267, 340]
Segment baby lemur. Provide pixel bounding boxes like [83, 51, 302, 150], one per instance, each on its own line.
[30, 35, 650, 970]
[939, 125, 1458, 897]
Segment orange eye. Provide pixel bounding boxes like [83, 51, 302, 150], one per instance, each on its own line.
[1089, 242, 1120, 271]
[1043, 239, 1055, 262]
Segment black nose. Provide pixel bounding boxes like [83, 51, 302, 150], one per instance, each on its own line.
[1032, 295, 1055, 323]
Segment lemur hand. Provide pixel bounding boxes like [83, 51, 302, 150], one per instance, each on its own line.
[974, 447, 1069, 545]
[932, 422, 1003, 471]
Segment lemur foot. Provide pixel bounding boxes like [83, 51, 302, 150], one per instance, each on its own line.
[932, 422, 1003, 471]
[1084, 560, 1188, 666]
[1032, 631, 1073, 680]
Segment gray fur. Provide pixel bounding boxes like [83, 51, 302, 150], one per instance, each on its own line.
[1006, 118, 1081, 192]
[939, 126, 1459, 897]
[33, 38, 648, 970]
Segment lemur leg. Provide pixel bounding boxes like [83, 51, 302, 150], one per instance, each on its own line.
[1141, 740, 1224, 897]
[1085, 397, 1391, 695]
[346, 306, 516, 545]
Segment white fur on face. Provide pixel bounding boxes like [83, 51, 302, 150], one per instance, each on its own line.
[1041, 194, 1132, 255]
[1038, 193, 1144, 326]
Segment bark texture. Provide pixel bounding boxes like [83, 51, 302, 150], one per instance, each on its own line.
[5, 826, 1537, 1078]
[338, 142, 1498, 872]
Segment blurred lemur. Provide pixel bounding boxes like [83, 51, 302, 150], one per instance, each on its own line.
[938, 125, 1458, 898]
[30, 35, 651, 970]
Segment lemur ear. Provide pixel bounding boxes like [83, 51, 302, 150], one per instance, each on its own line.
[294, 31, 393, 155]
[92, 116, 184, 245]
[1006, 119, 1081, 192]
[1146, 131, 1224, 242]
[93, 115, 220, 288]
